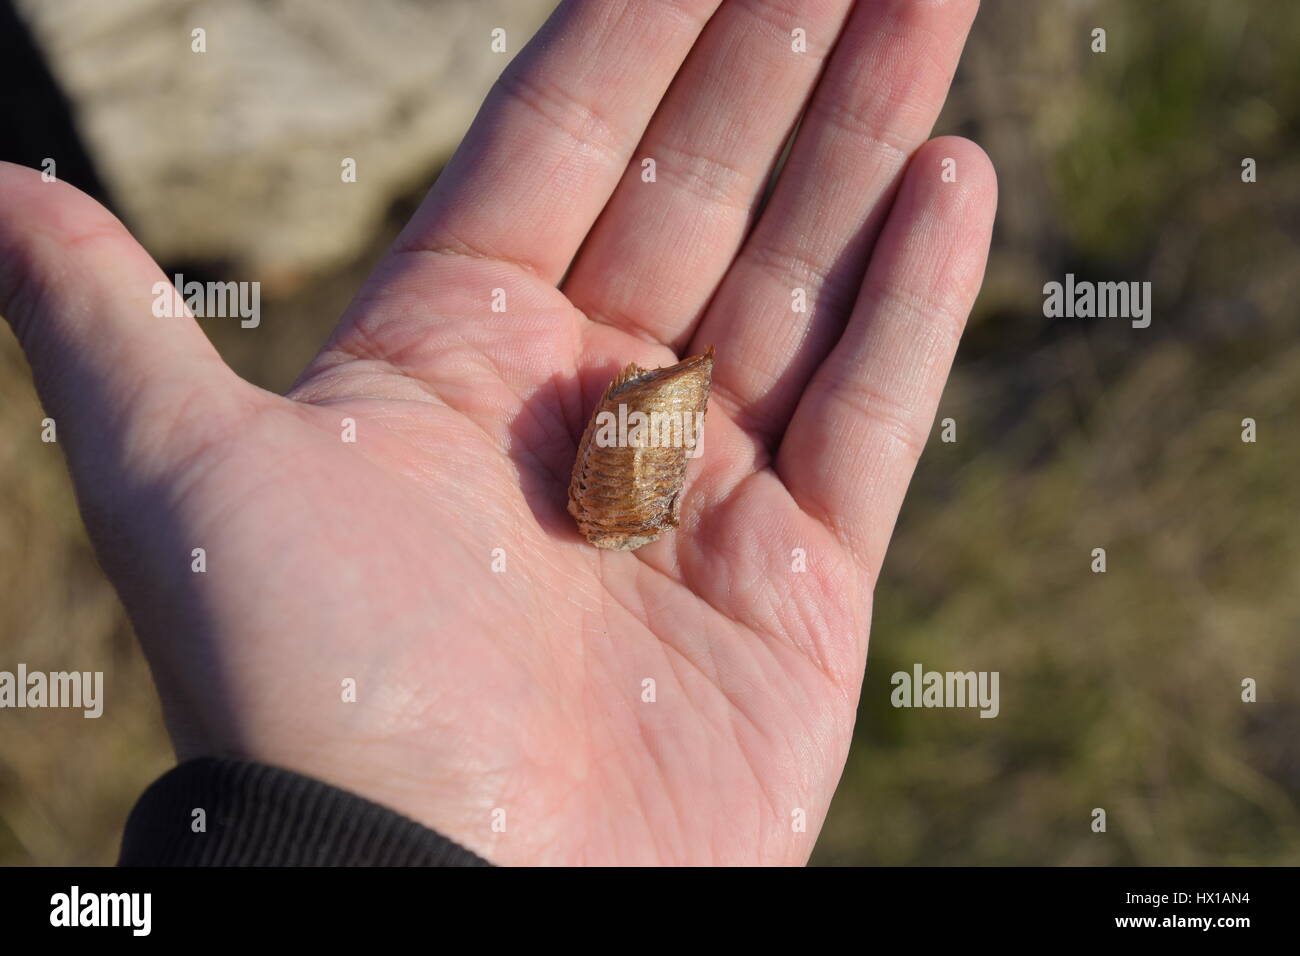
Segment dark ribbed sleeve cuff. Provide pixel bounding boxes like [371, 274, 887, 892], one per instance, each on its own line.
[118, 757, 492, 866]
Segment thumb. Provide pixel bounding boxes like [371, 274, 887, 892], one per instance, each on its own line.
[0, 161, 249, 494]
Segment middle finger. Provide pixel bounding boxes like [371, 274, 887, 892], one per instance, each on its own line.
[691, 0, 981, 448]
[562, 0, 857, 348]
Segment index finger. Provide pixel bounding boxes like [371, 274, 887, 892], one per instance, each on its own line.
[393, 0, 722, 283]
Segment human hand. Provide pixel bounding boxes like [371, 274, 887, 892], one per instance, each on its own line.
[0, 0, 995, 865]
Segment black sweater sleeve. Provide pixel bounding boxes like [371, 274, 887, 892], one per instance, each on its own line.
[118, 757, 492, 866]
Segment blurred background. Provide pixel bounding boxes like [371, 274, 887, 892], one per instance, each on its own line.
[1, 0, 1297, 865]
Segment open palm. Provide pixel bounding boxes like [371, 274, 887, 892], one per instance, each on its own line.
[0, 0, 995, 865]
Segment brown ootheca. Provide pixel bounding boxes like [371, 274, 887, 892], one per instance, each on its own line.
[568, 347, 714, 550]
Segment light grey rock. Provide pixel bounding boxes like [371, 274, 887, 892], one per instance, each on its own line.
[15, 0, 557, 284]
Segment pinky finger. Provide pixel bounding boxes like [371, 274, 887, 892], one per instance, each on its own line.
[776, 136, 998, 577]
